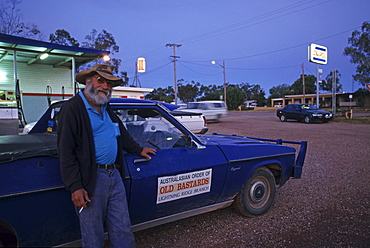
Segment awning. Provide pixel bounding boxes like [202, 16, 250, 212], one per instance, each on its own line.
[0, 33, 109, 68]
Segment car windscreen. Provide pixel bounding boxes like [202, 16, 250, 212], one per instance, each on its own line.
[301, 105, 318, 110]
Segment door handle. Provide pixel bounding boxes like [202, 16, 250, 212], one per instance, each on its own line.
[133, 158, 151, 164]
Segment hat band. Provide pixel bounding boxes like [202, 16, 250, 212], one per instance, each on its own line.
[97, 69, 113, 75]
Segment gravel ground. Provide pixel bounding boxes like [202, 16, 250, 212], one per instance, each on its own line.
[133, 111, 370, 248]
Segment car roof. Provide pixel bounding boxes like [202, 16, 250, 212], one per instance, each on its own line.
[189, 100, 224, 103]
[109, 98, 180, 111]
[109, 98, 155, 104]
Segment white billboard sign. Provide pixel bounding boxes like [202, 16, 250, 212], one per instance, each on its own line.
[308, 44, 328, 65]
[137, 57, 146, 72]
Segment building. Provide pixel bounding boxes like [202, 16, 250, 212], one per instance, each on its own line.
[0, 34, 154, 135]
[112, 86, 153, 99]
[271, 92, 369, 109]
[0, 33, 111, 125]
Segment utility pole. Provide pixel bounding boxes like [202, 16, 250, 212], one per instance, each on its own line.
[302, 62, 305, 104]
[132, 62, 141, 87]
[332, 68, 337, 116]
[222, 61, 227, 105]
[211, 60, 227, 105]
[166, 43, 182, 104]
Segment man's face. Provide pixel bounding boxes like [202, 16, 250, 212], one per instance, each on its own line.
[84, 75, 113, 105]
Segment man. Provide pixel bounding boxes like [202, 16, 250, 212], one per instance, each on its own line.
[57, 64, 156, 248]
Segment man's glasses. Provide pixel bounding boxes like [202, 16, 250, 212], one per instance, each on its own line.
[94, 76, 114, 88]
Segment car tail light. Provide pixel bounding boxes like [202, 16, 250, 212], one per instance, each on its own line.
[202, 116, 208, 126]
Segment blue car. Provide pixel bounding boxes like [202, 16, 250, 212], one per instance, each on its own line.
[276, 103, 333, 123]
[0, 98, 307, 247]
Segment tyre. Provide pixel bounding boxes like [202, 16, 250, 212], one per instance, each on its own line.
[303, 115, 311, 124]
[233, 167, 276, 217]
[279, 114, 286, 122]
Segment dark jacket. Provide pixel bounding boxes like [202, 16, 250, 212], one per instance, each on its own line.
[57, 94, 143, 196]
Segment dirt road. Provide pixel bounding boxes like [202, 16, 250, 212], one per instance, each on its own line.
[134, 111, 370, 248]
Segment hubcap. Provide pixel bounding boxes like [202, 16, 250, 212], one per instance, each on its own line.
[250, 181, 266, 203]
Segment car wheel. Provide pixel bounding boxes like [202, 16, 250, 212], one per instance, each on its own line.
[279, 114, 286, 122]
[233, 167, 276, 217]
[304, 115, 311, 124]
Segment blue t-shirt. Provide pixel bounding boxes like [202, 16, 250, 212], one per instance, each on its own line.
[79, 91, 119, 164]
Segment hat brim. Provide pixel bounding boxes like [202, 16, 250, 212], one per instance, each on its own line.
[76, 69, 123, 87]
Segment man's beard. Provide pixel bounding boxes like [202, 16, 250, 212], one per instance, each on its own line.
[85, 83, 112, 105]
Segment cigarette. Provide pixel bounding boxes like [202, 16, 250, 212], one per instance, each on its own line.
[79, 201, 87, 214]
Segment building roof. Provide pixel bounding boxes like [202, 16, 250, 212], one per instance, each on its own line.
[0, 33, 109, 68]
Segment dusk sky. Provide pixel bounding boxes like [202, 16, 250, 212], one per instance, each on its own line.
[19, 0, 369, 95]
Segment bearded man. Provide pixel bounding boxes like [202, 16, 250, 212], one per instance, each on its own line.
[57, 64, 155, 248]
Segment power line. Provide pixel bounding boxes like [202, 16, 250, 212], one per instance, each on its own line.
[176, 0, 333, 45]
[184, 26, 360, 63]
[121, 0, 334, 64]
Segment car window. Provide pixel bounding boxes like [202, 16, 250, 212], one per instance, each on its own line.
[114, 108, 188, 150]
[46, 105, 62, 133]
[187, 103, 199, 109]
[213, 103, 223, 108]
[285, 105, 294, 110]
[198, 103, 206, 110]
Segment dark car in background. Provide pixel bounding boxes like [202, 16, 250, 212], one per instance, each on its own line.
[276, 103, 333, 123]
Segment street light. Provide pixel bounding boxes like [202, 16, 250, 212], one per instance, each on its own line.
[211, 60, 227, 105]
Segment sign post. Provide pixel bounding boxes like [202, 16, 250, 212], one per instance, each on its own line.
[308, 44, 328, 107]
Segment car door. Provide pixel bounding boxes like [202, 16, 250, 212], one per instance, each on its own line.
[284, 105, 295, 119]
[114, 106, 229, 225]
[291, 104, 304, 120]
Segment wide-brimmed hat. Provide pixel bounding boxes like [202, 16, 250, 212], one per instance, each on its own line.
[75, 64, 123, 86]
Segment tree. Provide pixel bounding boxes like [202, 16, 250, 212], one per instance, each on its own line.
[49, 29, 79, 47]
[321, 70, 343, 92]
[290, 74, 316, 95]
[177, 80, 200, 103]
[355, 88, 370, 108]
[269, 84, 291, 98]
[80, 29, 127, 85]
[198, 84, 223, 101]
[226, 86, 245, 110]
[343, 21, 370, 86]
[145, 86, 174, 103]
[239, 82, 266, 106]
[0, 0, 41, 39]
[249, 84, 266, 107]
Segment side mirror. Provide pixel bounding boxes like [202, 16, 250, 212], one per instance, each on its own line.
[189, 137, 206, 150]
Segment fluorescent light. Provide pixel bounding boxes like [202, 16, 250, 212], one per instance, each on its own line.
[40, 53, 49, 60]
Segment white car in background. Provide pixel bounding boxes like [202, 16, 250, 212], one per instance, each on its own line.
[180, 101, 228, 122]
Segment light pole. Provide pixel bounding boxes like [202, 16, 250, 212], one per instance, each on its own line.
[211, 60, 227, 105]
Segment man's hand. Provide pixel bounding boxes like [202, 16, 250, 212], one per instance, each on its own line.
[140, 147, 156, 159]
[72, 189, 91, 208]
